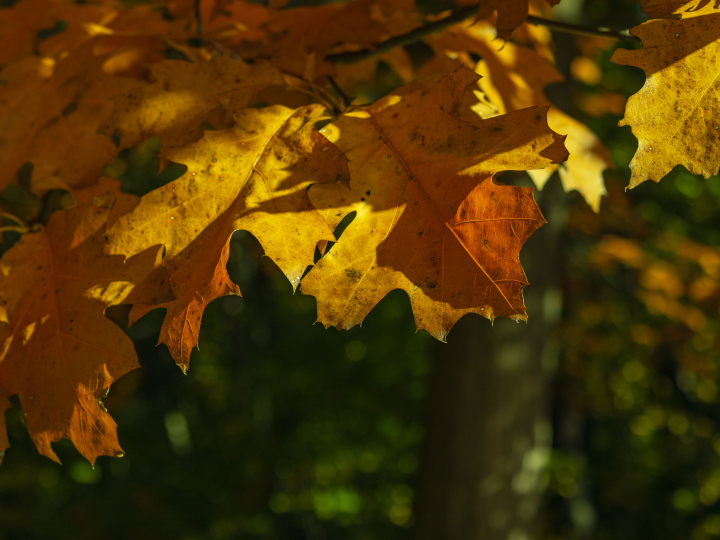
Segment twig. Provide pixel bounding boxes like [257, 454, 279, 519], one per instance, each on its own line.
[326, 9, 640, 66]
[326, 5, 478, 65]
[526, 15, 640, 44]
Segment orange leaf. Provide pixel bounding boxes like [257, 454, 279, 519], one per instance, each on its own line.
[301, 66, 567, 340]
[0, 0, 116, 65]
[262, 0, 416, 78]
[105, 104, 349, 368]
[0, 43, 138, 195]
[0, 200, 161, 464]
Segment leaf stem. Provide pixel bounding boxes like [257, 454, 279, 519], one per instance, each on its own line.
[325, 9, 640, 65]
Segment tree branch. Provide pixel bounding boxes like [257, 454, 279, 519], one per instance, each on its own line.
[526, 15, 640, 44]
[325, 5, 478, 65]
[326, 10, 640, 65]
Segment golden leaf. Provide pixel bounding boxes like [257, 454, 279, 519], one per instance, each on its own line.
[434, 21, 612, 211]
[105, 104, 349, 368]
[611, 4, 720, 187]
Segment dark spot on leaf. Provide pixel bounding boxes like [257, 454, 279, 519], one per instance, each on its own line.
[345, 268, 363, 283]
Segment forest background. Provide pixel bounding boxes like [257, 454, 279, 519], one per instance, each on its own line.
[2, 0, 720, 539]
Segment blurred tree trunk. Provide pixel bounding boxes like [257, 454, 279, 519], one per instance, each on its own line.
[413, 176, 567, 540]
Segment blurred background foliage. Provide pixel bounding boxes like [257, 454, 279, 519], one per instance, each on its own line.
[4, 0, 720, 539]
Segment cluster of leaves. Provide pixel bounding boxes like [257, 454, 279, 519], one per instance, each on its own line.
[0, 0, 717, 466]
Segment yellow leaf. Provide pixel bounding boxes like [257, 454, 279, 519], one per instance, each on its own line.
[106, 105, 349, 368]
[611, 5, 720, 187]
[435, 21, 611, 211]
[528, 108, 612, 212]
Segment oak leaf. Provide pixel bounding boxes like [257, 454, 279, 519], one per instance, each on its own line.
[0, 43, 139, 195]
[471, 0, 562, 38]
[98, 55, 284, 150]
[301, 66, 567, 340]
[640, 0, 714, 18]
[611, 3, 720, 187]
[433, 21, 612, 211]
[0, 200, 161, 464]
[261, 0, 415, 78]
[0, 0, 115, 65]
[105, 104, 349, 368]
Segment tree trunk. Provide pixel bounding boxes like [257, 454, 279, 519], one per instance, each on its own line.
[413, 176, 567, 540]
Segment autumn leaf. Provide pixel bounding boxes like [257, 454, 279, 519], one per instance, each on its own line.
[611, 3, 720, 188]
[261, 0, 415, 78]
[471, 0, 562, 38]
[203, 0, 270, 45]
[301, 66, 567, 340]
[0, 199, 161, 464]
[98, 54, 284, 150]
[105, 104, 349, 368]
[640, 0, 707, 18]
[433, 21, 612, 211]
[0, 0, 116, 65]
[529, 108, 611, 212]
[0, 42, 139, 195]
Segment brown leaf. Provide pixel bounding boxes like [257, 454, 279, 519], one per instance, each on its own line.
[301, 66, 567, 340]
